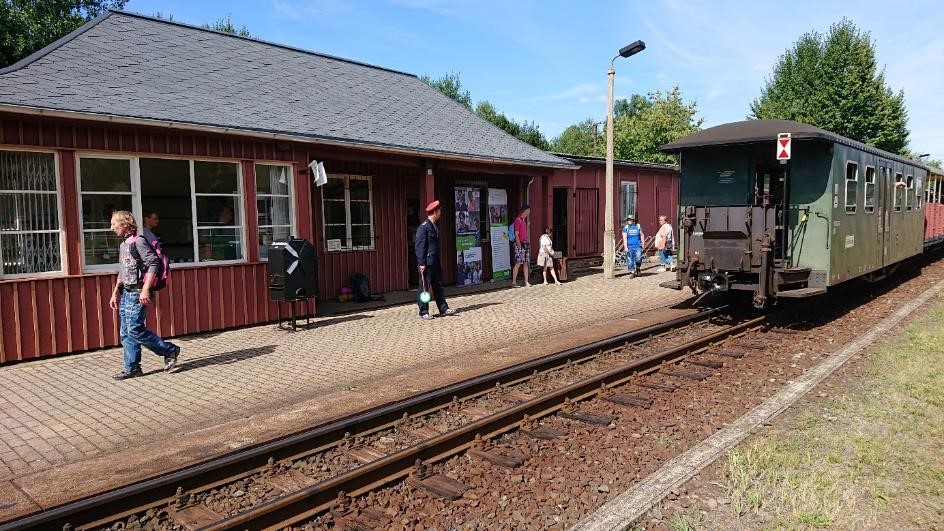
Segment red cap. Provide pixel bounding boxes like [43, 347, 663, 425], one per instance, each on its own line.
[425, 200, 441, 213]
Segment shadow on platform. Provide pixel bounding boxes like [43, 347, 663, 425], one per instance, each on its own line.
[172, 345, 278, 373]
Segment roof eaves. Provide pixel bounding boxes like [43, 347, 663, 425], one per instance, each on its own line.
[0, 11, 115, 75]
[552, 153, 678, 171]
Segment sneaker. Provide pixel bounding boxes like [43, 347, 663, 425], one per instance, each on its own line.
[164, 345, 180, 372]
[442, 308, 458, 316]
[656, 267, 666, 273]
[420, 313, 434, 320]
[113, 368, 143, 380]
[511, 284, 521, 288]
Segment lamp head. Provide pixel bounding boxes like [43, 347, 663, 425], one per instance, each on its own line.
[619, 40, 646, 58]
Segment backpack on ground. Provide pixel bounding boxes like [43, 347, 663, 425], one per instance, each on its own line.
[128, 235, 169, 291]
[507, 223, 516, 242]
[350, 272, 384, 302]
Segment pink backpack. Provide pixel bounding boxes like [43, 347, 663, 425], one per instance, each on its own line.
[127, 235, 169, 291]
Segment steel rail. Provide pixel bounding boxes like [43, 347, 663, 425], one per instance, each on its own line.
[1, 307, 727, 531]
[203, 314, 765, 531]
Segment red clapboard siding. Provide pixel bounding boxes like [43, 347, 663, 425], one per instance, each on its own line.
[0, 264, 277, 364]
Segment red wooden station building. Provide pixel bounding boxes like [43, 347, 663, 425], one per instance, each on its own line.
[0, 11, 677, 364]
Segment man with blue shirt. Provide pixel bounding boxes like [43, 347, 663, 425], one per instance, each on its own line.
[622, 214, 646, 278]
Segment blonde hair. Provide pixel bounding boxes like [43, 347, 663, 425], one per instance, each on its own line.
[111, 210, 137, 232]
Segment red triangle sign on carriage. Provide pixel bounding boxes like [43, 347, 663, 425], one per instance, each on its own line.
[777, 133, 791, 160]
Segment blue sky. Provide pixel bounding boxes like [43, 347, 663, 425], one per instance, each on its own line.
[127, 0, 944, 160]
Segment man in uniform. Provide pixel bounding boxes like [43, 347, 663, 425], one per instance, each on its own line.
[415, 200, 458, 320]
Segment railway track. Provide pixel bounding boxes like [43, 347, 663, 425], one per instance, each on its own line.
[3, 307, 743, 531]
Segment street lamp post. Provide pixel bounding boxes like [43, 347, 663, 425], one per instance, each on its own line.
[603, 40, 646, 279]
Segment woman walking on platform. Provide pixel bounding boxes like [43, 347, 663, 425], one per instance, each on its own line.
[537, 226, 561, 285]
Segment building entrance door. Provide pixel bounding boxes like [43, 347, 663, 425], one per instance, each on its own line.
[406, 198, 420, 288]
[553, 187, 568, 256]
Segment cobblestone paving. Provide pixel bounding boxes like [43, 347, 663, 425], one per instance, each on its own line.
[0, 270, 689, 479]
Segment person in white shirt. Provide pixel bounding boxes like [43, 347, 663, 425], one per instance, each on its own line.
[655, 215, 675, 272]
[537, 226, 561, 285]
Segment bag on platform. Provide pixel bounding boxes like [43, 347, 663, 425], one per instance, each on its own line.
[350, 272, 385, 302]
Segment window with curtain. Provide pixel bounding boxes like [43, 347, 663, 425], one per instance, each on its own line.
[321, 174, 374, 251]
[0, 150, 62, 277]
[844, 161, 858, 214]
[894, 173, 903, 212]
[906, 175, 914, 211]
[255, 163, 295, 260]
[863, 166, 875, 214]
[620, 181, 637, 221]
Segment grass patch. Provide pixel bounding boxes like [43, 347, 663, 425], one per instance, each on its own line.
[721, 299, 944, 529]
[669, 507, 704, 531]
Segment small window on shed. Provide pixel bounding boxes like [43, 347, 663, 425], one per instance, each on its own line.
[906, 175, 914, 211]
[894, 173, 904, 212]
[863, 166, 876, 214]
[844, 161, 858, 214]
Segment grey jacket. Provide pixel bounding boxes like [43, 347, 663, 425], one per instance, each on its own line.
[118, 235, 159, 289]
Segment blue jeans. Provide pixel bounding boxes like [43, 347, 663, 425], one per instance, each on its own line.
[659, 249, 674, 267]
[120, 290, 176, 372]
[626, 247, 643, 272]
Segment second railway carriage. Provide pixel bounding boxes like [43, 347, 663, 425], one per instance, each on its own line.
[659, 119, 928, 308]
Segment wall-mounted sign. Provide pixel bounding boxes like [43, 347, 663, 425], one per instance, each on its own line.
[326, 239, 342, 251]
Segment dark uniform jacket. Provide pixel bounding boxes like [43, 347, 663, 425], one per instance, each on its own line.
[414, 219, 441, 267]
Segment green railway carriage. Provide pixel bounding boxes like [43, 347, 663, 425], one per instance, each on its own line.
[659, 120, 928, 308]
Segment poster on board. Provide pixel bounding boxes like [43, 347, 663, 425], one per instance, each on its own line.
[488, 188, 510, 281]
[454, 186, 482, 286]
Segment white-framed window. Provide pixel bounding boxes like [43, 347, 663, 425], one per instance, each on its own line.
[894, 172, 903, 212]
[321, 174, 374, 251]
[905, 175, 914, 211]
[78, 155, 245, 271]
[844, 161, 858, 214]
[863, 166, 876, 214]
[255, 163, 295, 260]
[620, 181, 637, 221]
[0, 149, 63, 278]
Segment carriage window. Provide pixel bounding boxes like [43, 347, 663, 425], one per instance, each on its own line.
[844, 162, 858, 214]
[906, 175, 914, 211]
[863, 166, 875, 214]
[894, 173, 903, 212]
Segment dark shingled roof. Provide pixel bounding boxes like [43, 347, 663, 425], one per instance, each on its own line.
[0, 11, 573, 169]
[660, 119, 926, 169]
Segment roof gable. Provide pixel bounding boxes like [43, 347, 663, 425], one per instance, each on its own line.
[0, 11, 572, 169]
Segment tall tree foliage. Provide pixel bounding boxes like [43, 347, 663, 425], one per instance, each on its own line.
[420, 72, 472, 110]
[203, 15, 250, 37]
[0, 0, 128, 67]
[751, 18, 909, 154]
[421, 72, 549, 150]
[551, 86, 702, 164]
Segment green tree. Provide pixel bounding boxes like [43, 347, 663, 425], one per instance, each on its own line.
[474, 101, 549, 150]
[550, 118, 599, 157]
[751, 18, 909, 154]
[0, 0, 128, 67]
[553, 87, 702, 163]
[421, 72, 550, 150]
[613, 86, 703, 164]
[420, 72, 472, 110]
[202, 15, 250, 37]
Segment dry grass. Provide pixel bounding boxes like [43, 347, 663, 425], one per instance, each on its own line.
[722, 298, 944, 529]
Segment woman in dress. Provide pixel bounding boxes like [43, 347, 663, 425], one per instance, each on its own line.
[537, 226, 561, 285]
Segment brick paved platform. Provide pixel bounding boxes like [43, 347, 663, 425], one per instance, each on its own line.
[0, 267, 691, 520]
